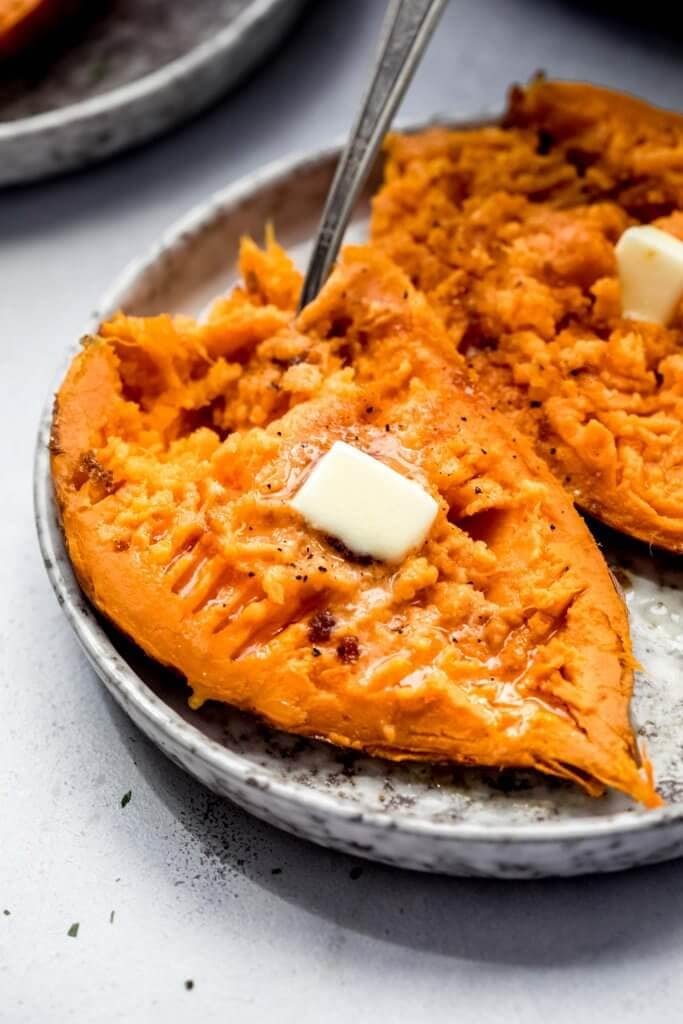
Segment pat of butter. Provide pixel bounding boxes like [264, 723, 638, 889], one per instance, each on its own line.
[616, 225, 683, 325]
[290, 441, 438, 563]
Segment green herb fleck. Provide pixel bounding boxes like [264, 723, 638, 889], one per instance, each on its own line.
[109, 910, 115, 924]
[121, 790, 132, 808]
[67, 922, 79, 938]
[185, 980, 194, 991]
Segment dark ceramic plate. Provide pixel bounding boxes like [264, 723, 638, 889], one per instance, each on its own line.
[0, 0, 306, 185]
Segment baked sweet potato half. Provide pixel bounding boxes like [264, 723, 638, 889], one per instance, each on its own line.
[372, 78, 683, 552]
[51, 241, 659, 806]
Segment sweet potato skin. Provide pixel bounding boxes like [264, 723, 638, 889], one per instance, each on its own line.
[51, 242, 659, 807]
[371, 79, 683, 553]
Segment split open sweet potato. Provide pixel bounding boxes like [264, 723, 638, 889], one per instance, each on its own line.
[51, 241, 659, 806]
[371, 78, 683, 552]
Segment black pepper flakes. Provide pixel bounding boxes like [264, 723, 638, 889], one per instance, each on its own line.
[536, 129, 555, 155]
[337, 635, 360, 664]
[308, 609, 336, 644]
[327, 535, 373, 565]
[312, 647, 322, 658]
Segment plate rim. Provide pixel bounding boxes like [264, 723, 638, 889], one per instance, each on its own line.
[34, 125, 683, 847]
[0, 0, 301, 142]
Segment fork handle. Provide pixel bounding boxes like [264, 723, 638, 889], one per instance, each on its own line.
[298, 0, 448, 310]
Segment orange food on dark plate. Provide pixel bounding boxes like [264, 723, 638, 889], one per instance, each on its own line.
[51, 241, 659, 806]
[0, 0, 82, 59]
[371, 78, 683, 552]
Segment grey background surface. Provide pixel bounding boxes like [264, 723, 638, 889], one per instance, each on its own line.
[3, 1, 683, 1020]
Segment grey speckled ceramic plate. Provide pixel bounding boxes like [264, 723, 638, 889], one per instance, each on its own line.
[34, 121, 683, 877]
[0, 0, 305, 186]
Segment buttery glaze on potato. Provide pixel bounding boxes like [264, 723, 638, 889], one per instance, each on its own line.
[371, 79, 683, 552]
[51, 242, 659, 806]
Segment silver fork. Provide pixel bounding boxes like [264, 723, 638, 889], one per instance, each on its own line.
[298, 0, 448, 310]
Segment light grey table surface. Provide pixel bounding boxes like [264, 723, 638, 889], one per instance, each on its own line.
[3, 1, 683, 1021]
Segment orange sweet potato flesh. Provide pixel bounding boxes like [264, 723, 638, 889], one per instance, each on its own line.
[371, 79, 683, 552]
[51, 241, 659, 806]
